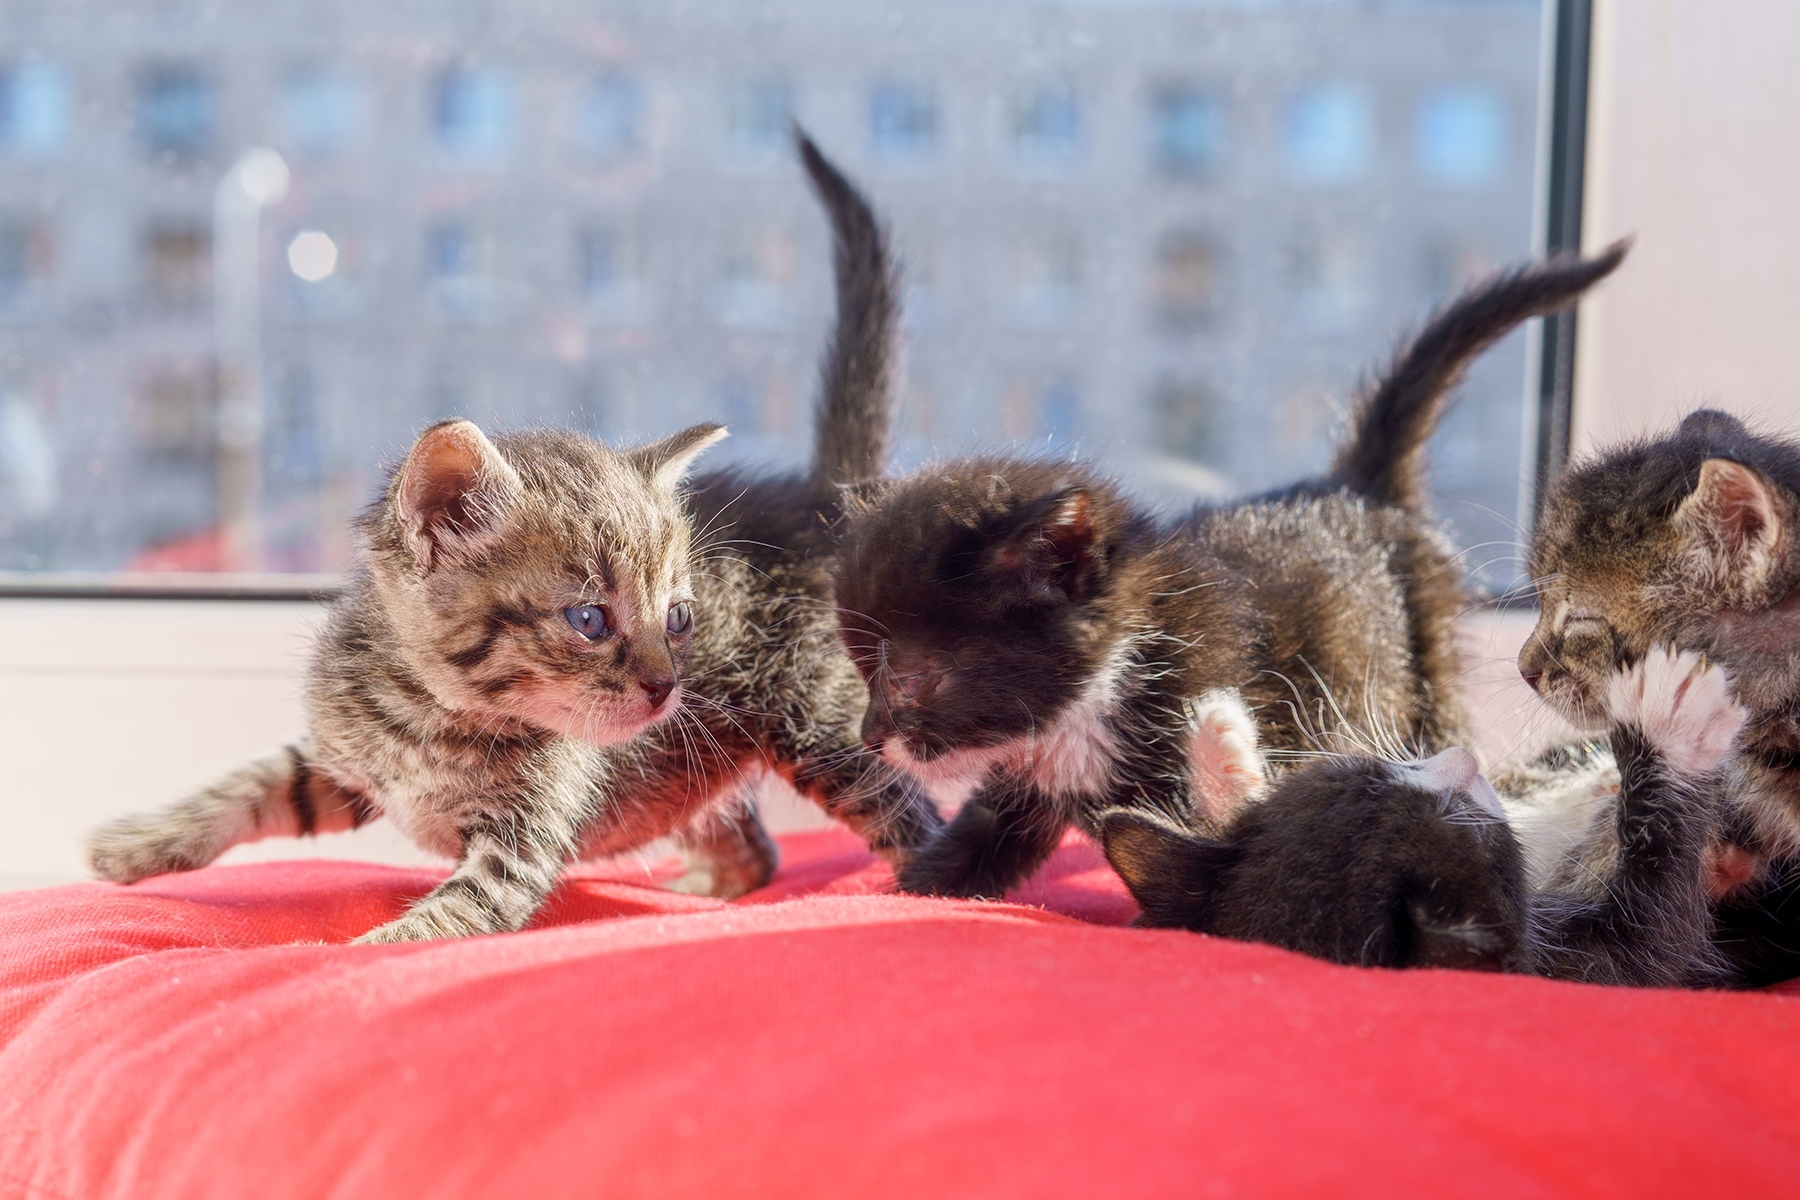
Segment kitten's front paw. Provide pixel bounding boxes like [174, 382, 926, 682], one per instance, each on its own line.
[1607, 646, 1747, 776]
[352, 908, 473, 945]
[87, 815, 211, 884]
[1187, 689, 1266, 821]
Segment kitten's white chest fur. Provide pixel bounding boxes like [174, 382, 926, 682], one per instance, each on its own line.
[1011, 645, 1130, 800]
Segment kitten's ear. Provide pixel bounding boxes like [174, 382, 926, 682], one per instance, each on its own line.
[1187, 689, 1267, 824]
[994, 487, 1098, 599]
[628, 423, 729, 490]
[394, 419, 523, 567]
[1674, 458, 1786, 598]
[1099, 808, 1235, 929]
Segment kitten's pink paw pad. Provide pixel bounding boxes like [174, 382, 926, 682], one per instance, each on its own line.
[1607, 646, 1746, 776]
[1187, 689, 1266, 821]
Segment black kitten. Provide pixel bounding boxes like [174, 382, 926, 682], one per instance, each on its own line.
[838, 245, 1628, 899]
[1103, 647, 1741, 986]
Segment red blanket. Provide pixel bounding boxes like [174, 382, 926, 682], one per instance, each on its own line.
[2, 829, 1798, 1198]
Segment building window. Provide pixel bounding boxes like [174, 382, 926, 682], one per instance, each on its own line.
[0, 61, 68, 156]
[0, 223, 53, 305]
[727, 79, 791, 157]
[1154, 234, 1220, 329]
[426, 223, 493, 315]
[1151, 86, 1225, 177]
[1008, 233, 1081, 327]
[1416, 85, 1505, 188]
[137, 66, 214, 161]
[870, 81, 938, 159]
[433, 66, 513, 161]
[280, 69, 360, 160]
[1010, 81, 1079, 165]
[583, 72, 643, 161]
[268, 366, 322, 485]
[1040, 378, 1081, 442]
[1290, 233, 1370, 331]
[1153, 379, 1224, 466]
[137, 364, 215, 459]
[143, 224, 210, 308]
[716, 226, 794, 328]
[580, 227, 643, 320]
[1284, 83, 1374, 186]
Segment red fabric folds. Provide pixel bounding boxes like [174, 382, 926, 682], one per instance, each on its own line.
[2, 828, 1798, 1199]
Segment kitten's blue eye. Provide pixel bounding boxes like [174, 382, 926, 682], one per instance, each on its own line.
[564, 605, 611, 640]
[666, 602, 693, 636]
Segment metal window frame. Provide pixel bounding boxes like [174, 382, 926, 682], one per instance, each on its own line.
[1528, 0, 1595, 525]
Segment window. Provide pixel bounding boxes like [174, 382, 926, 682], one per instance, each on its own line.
[1008, 233, 1081, 327]
[143, 224, 210, 308]
[0, 392, 56, 525]
[426, 223, 493, 316]
[0, 61, 68, 156]
[1416, 86, 1506, 188]
[136, 364, 215, 460]
[0, 3, 1551, 585]
[727, 79, 791, 158]
[1010, 81, 1079, 165]
[870, 81, 938, 160]
[137, 66, 213, 160]
[1040, 378, 1081, 443]
[583, 72, 643, 161]
[1154, 234, 1220, 330]
[434, 66, 512, 161]
[716, 226, 794, 328]
[1153, 379, 1224, 468]
[1284, 84, 1374, 186]
[1151, 86, 1224, 177]
[0, 223, 53, 306]
[281, 69, 361, 159]
[1290, 233, 1370, 332]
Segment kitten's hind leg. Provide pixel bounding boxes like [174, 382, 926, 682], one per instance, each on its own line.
[88, 741, 374, 883]
[668, 786, 780, 899]
[896, 775, 1066, 899]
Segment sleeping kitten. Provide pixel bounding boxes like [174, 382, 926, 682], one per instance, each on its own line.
[837, 245, 1628, 899]
[1522, 408, 1800, 979]
[1102, 646, 1742, 986]
[88, 134, 940, 941]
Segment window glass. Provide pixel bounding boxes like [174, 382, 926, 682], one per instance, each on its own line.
[1284, 83, 1375, 185]
[0, 61, 68, 156]
[434, 66, 513, 162]
[1417, 85, 1506, 187]
[137, 66, 214, 161]
[1151, 85, 1225, 177]
[280, 69, 361, 160]
[0, 2, 1548, 593]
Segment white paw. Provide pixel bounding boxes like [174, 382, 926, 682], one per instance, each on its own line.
[1607, 646, 1747, 776]
[1187, 688, 1266, 821]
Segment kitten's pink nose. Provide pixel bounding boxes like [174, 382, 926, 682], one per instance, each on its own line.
[639, 676, 676, 709]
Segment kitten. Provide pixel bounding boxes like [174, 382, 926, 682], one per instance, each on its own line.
[88, 134, 940, 941]
[1522, 407, 1800, 978]
[1102, 647, 1743, 986]
[837, 245, 1628, 899]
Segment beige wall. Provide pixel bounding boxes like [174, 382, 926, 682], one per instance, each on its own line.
[1574, 0, 1800, 452]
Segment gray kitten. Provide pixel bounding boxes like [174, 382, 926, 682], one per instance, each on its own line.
[87, 134, 939, 941]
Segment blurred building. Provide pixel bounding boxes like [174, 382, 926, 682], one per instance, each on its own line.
[0, 0, 1542, 582]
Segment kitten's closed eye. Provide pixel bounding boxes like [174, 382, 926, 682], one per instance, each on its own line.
[565, 605, 612, 641]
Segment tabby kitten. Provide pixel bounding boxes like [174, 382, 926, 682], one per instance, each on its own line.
[1522, 407, 1800, 981]
[89, 134, 940, 941]
[837, 245, 1628, 899]
[1103, 646, 1742, 986]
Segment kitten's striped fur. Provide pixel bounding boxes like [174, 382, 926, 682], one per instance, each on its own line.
[88, 133, 939, 941]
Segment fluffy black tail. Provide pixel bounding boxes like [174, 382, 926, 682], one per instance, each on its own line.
[1330, 240, 1629, 511]
[798, 127, 902, 490]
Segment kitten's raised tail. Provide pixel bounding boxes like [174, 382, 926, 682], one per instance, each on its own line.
[1330, 239, 1630, 512]
[797, 127, 902, 490]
